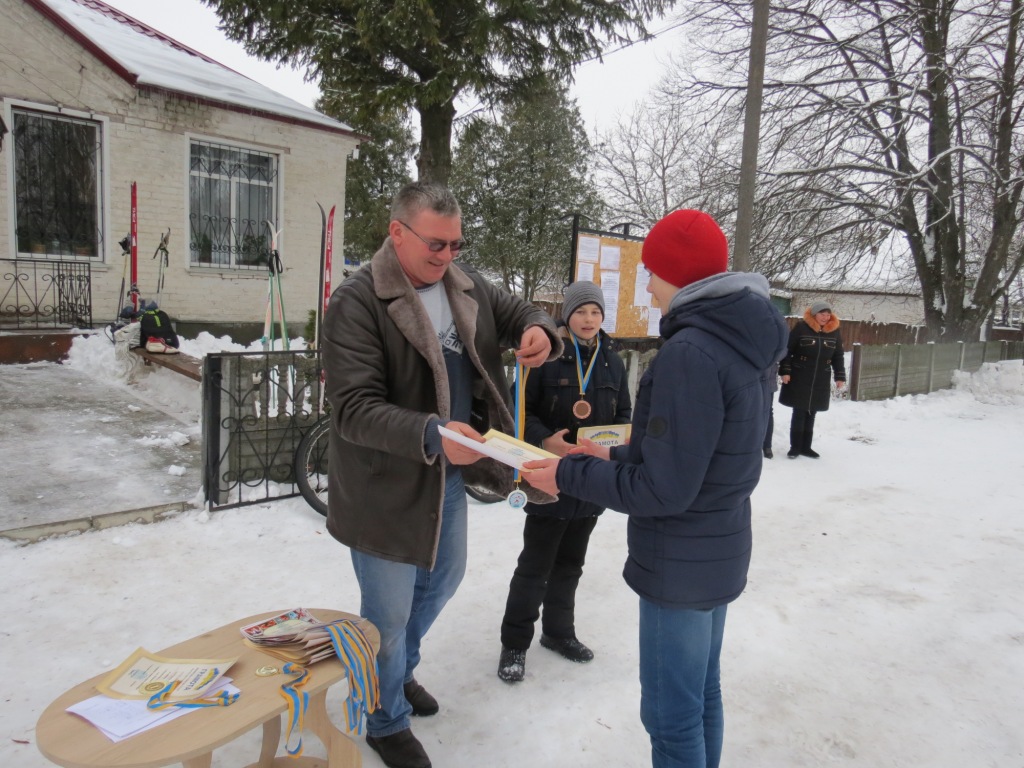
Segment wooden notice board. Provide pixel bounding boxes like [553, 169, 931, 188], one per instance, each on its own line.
[572, 228, 656, 338]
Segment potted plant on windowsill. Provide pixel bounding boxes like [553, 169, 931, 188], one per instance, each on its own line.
[72, 240, 95, 257]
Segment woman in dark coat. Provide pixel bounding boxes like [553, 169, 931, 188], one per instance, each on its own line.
[497, 281, 632, 683]
[779, 300, 846, 458]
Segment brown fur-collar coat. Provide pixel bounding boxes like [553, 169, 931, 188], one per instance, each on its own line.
[779, 308, 846, 412]
[322, 239, 561, 568]
[801, 307, 841, 333]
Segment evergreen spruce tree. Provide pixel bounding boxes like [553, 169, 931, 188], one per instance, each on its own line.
[451, 78, 604, 300]
[204, 0, 674, 183]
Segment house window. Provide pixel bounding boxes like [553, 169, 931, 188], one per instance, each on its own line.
[12, 109, 102, 259]
[189, 140, 278, 269]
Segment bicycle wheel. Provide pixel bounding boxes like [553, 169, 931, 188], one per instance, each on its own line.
[295, 416, 330, 516]
[465, 485, 506, 505]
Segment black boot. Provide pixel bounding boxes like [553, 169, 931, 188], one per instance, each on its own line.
[540, 634, 594, 663]
[403, 678, 439, 716]
[366, 729, 432, 768]
[497, 646, 527, 683]
[787, 425, 802, 458]
[800, 424, 819, 458]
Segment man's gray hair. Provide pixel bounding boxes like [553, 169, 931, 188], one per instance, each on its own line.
[391, 181, 461, 222]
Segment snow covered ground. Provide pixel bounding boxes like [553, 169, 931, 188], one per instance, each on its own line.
[2, 337, 1022, 767]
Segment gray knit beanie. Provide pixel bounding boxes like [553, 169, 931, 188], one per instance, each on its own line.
[561, 281, 605, 321]
[810, 300, 832, 314]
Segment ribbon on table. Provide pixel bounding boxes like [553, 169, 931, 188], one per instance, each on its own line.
[145, 671, 240, 711]
[279, 662, 311, 756]
[325, 619, 380, 735]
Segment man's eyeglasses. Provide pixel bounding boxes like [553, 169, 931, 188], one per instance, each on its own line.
[398, 220, 467, 254]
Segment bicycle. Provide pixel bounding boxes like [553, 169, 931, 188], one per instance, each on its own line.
[294, 415, 330, 516]
[294, 415, 506, 516]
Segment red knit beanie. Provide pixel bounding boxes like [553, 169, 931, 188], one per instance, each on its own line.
[641, 210, 729, 288]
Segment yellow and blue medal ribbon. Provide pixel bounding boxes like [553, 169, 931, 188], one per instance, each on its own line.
[325, 620, 380, 735]
[145, 669, 239, 711]
[571, 331, 600, 405]
[512, 362, 529, 485]
[280, 662, 311, 756]
[506, 363, 531, 508]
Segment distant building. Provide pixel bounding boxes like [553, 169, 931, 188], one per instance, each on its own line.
[785, 287, 924, 325]
[1, 0, 360, 335]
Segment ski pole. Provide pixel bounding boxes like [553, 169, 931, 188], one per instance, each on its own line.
[114, 234, 130, 322]
[152, 228, 170, 297]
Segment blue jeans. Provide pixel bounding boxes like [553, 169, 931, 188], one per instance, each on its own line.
[350, 470, 467, 736]
[639, 599, 727, 768]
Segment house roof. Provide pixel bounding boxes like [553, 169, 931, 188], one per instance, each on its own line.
[27, 0, 357, 137]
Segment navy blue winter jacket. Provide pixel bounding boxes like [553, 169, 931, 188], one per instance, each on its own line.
[556, 273, 789, 609]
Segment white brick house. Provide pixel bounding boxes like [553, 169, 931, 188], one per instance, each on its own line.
[0, 0, 359, 335]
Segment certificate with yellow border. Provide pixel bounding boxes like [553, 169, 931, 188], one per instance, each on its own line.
[96, 647, 238, 701]
[438, 427, 557, 470]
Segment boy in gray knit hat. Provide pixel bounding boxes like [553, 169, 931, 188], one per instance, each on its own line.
[497, 279, 631, 683]
[560, 281, 605, 322]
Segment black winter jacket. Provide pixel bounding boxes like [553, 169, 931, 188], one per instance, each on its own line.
[522, 327, 632, 520]
[779, 309, 846, 412]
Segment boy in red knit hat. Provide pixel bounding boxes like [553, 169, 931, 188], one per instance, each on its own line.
[524, 209, 788, 768]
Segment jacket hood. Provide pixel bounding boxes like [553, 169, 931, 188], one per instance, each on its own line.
[663, 272, 788, 370]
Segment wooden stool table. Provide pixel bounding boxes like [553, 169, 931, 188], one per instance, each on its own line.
[36, 609, 379, 768]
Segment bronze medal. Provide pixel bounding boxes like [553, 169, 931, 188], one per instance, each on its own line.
[572, 399, 592, 420]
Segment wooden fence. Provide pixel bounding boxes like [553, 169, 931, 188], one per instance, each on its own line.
[849, 340, 1024, 401]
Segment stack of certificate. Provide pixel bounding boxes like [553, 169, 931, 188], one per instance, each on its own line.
[239, 608, 346, 665]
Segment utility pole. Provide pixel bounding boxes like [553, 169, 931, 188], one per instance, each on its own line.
[733, 0, 770, 272]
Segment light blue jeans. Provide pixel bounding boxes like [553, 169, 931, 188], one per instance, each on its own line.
[350, 470, 467, 737]
[639, 599, 727, 768]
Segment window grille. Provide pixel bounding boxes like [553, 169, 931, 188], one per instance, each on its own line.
[12, 109, 102, 260]
[189, 140, 279, 269]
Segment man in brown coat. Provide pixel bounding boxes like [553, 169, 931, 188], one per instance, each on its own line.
[322, 181, 561, 768]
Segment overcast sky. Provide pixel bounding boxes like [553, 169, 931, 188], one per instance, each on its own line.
[97, 0, 687, 139]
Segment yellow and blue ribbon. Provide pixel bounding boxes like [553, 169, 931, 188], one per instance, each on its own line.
[512, 362, 529, 484]
[145, 671, 239, 711]
[325, 620, 380, 735]
[570, 330, 600, 401]
[280, 662, 311, 756]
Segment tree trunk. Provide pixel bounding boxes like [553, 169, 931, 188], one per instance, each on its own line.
[417, 99, 456, 185]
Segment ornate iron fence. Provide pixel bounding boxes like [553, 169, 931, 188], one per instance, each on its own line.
[0, 258, 93, 329]
[202, 349, 326, 510]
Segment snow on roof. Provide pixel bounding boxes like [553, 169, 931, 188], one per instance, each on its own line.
[32, 0, 354, 135]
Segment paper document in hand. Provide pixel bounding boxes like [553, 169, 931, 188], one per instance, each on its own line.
[96, 648, 238, 701]
[437, 426, 558, 470]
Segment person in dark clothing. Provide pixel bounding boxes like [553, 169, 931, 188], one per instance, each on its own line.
[779, 301, 846, 458]
[523, 210, 788, 768]
[763, 361, 779, 458]
[497, 281, 632, 684]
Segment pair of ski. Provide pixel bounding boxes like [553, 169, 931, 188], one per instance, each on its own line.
[259, 204, 335, 416]
[259, 203, 335, 353]
[315, 203, 336, 416]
